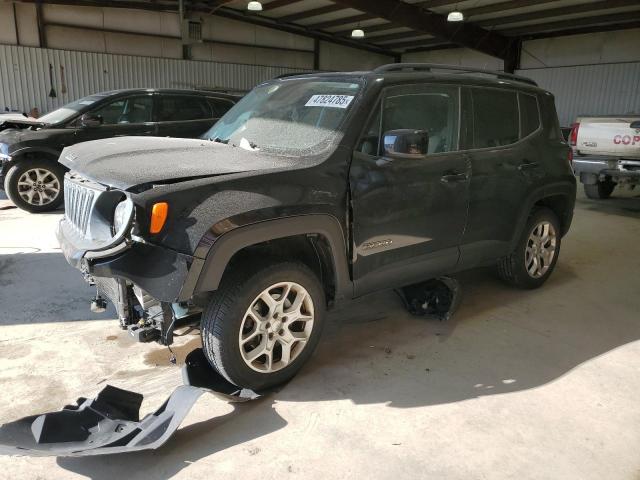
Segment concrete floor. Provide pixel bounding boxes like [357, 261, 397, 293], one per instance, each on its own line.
[1, 187, 639, 480]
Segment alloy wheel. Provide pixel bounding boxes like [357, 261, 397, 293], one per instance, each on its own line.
[525, 220, 557, 278]
[17, 168, 60, 206]
[238, 281, 315, 373]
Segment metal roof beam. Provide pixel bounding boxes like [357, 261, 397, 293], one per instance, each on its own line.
[307, 13, 374, 30]
[278, 4, 344, 23]
[261, 0, 305, 11]
[333, 0, 513, 58]
[477, 0, 640, 27]
[503, 10, 640, 36]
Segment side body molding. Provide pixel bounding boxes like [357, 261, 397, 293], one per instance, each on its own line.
[191, 215, 353, 304]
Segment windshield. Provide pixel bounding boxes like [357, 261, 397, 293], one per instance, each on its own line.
[204, 79, 362, 156]
[39, 95, 106, 124]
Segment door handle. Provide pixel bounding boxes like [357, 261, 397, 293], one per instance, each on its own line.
[518, 162, 539, 171]
[440, 172, 468, 183]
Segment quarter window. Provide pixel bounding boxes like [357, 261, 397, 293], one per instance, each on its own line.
[472, 89, 519, 148]
[519, 93, 540, 138]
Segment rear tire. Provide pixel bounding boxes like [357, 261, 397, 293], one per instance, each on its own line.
[498, 207, 561, 289]
[201, 260, 326, 390]
[584, 180, 615, 199]
[4, 160, 65, 212]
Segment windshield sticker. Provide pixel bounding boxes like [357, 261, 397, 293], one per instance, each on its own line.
[305, 95, 354, 109]
[79, 100, 96, 105]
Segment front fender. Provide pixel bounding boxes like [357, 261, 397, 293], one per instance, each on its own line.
[185, 214, 352, 303]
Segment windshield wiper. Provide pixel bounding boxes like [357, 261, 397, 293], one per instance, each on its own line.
[210, 137, 229, 145]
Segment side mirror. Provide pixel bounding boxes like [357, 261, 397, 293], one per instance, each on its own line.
[383, 129, 429, 158]
[630, 120, 640, 129]
[81, 113, 103, 128]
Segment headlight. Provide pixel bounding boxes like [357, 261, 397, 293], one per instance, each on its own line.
[112, 199, 132, 235]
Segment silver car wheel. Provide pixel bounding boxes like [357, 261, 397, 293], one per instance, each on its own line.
[17, 168, 61, 206]
[525, 220, 557, 278]
[239, 281, 315, 373]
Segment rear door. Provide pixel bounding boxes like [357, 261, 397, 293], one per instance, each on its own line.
[459, 88, 543, 267]
[349, 83, 470, 295]
[75, 94, 156, 142]
[155, 94, 217, 138]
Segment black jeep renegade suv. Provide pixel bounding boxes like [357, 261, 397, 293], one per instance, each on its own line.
[57, 64, 576, 390]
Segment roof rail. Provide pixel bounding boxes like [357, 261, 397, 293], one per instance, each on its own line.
[373, 63, 538, 87]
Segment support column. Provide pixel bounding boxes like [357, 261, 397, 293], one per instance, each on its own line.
[504, 39, 522, 74]
[313, 38, 320, 70]
[36, 1, 46, 48]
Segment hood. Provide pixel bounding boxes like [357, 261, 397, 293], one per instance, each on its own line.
[60, 136, 294, 191]
[0, 118, 47, 132]
[0, 120, 53, 149]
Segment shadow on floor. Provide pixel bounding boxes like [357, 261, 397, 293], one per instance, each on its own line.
[576, 187, 640, 219]
[55, 263, 640, 479]
[0, 252, 115, 324]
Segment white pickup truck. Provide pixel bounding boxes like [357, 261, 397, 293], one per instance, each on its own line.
[570, 115, 640, 199]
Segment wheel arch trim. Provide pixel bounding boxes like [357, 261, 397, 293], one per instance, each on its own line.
[510, 180, 576, 250]
[186, 215, 353, 303]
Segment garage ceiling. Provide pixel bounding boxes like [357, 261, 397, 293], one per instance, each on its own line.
[22, 0, 640, 61]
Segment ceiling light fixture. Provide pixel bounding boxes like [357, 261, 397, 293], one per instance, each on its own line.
[447, 10, 464, 22]
[351, 28, 365, 39]
[247, 1, 263, 11]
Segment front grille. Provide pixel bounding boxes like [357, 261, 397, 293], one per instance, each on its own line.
[64, 180, 95, 236]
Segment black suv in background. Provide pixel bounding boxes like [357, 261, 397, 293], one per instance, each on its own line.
[0, 89, 238, 212]
[57, 64, 576, 390]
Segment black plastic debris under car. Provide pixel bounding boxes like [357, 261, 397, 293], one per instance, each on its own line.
[397, 277, 461, 321]
[0, 278, 460, 457]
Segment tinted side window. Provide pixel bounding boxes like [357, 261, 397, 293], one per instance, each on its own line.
[93, 96, 152, 125]
[382, 86, 459, 155]
[472, 89, 518, 148]
[157, 95, 211, 122]
[208, 98, 235, 117]
[519, 93, 540, 138]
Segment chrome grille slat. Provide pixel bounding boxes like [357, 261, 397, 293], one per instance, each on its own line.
[64, 178, 95, 237]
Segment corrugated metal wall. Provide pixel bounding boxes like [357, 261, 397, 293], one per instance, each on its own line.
[518, 62, 640, 126]
[0, 44, 310, 114]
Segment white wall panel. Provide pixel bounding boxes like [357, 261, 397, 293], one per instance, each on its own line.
[319, 41, 393, 71]
[517, 62, 640, 126]
[521, 29, 640, 68]
[0, 3, 18, 45]
[0, 44, 311, 114]
[402, 48, 503, 70]
[14, 3, 39, 47]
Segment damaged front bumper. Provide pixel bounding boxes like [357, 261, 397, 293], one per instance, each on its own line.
[0, 349, 263, 457]
[56, 218, 204, 345]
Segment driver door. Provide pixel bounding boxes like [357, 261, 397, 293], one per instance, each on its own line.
[75, 94, 157, 142]
[349, 84, 470, 296]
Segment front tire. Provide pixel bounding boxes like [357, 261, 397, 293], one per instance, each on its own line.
[498, 207, 561, 289]
[201, 261, 326, 390]
[4, 160, 65, 212]
[584, 180, 615, 199]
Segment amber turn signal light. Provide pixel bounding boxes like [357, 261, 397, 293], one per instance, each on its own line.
[150, 202, 169, 234]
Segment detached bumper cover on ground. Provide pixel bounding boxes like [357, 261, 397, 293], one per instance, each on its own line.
[0, 349, 262, 457]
